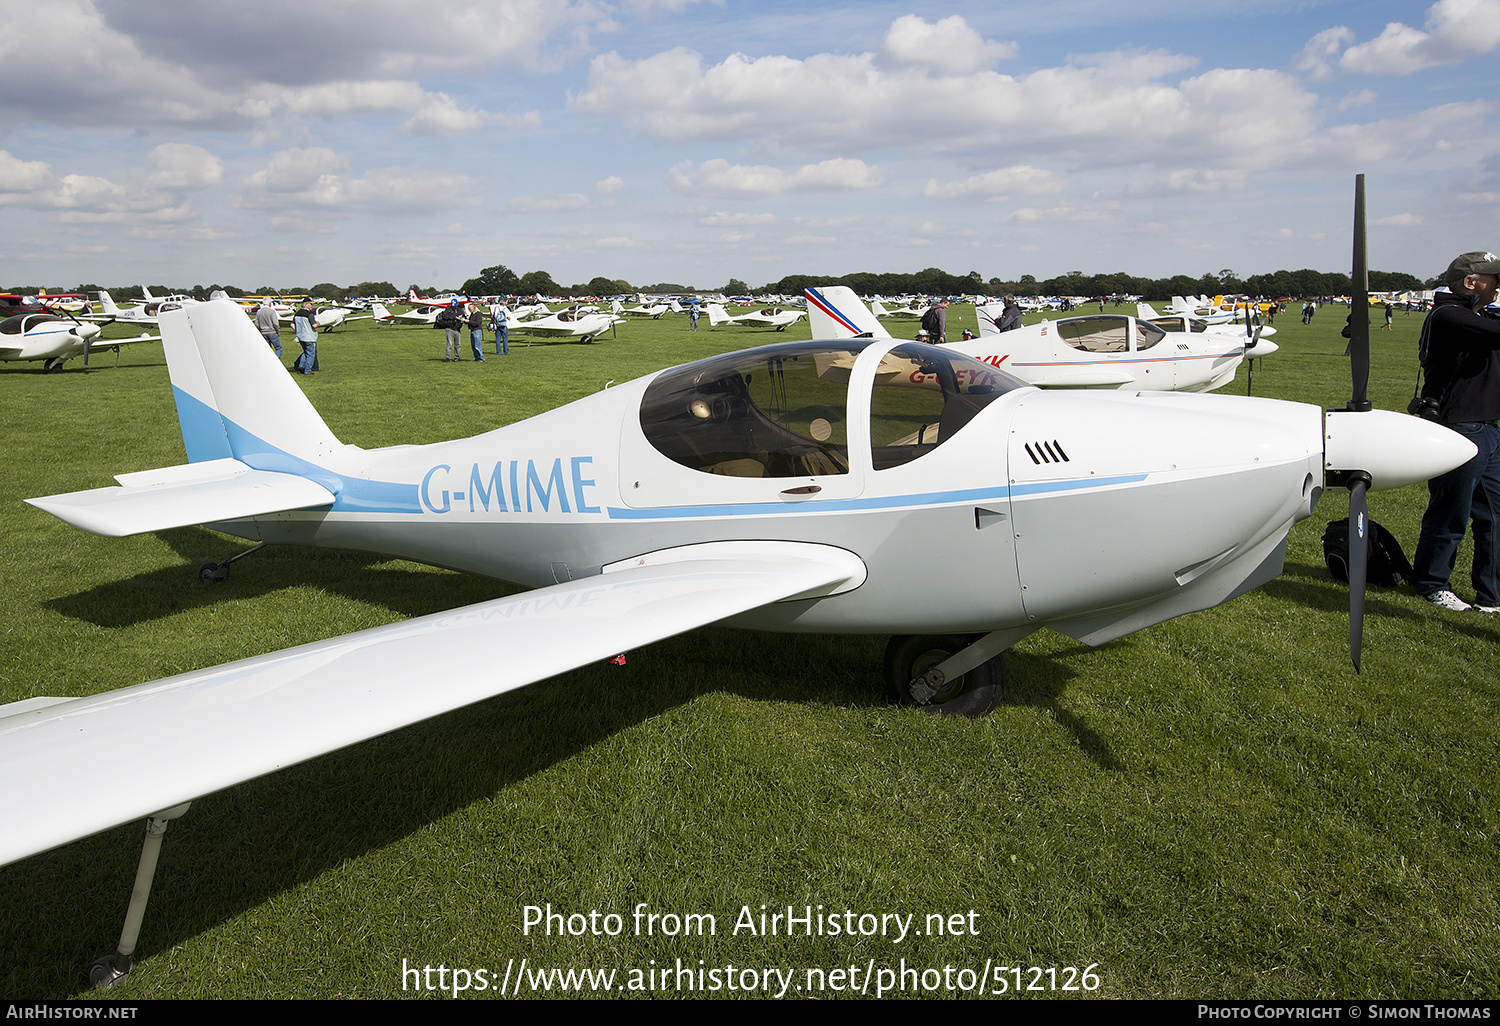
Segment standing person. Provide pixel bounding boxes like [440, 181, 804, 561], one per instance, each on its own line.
[920, 299, 949, 345]
[492, 303, 509, 356]
[292, 299, 317, 374]
[997, 295, 1023, 332]
[255, 299, 281, 357]
[467, 303, 485, 362]
[689, 301, 700, 331]
[438, 303, 462, 362]
[1410, 251, 1500, 612]
[1382, 302, 1394, 331]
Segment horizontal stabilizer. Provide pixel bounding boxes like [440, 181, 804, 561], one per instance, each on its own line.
[0, 541, 865, 866]
[26, 457, 335, 537]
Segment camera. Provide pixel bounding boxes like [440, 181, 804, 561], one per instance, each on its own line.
[1408, 395, 1442, 420]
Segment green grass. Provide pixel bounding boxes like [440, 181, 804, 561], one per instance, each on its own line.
[0, 303, 1495, 999]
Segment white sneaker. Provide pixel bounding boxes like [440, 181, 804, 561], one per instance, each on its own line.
[1423, 590, 1473, 612]
[1475, 604, 1499, 614]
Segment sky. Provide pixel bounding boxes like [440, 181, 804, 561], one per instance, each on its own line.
[0, 0, 1496, 292]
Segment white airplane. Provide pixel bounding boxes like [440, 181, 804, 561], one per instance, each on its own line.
[704, 304, 804, 331]
[2, 182, 1475, 982]
[809, 286, 1275, 393]
[1167, 295, 1234, 324]
[506, 305, 618, 342]
[1137, 302, 1277, 339]
[370, 302, 440, 326]
[83, 289, 192, 327]
[871, 299, 930, 320]
[612, 299, 682, 319]
[0, 310, 157, 373]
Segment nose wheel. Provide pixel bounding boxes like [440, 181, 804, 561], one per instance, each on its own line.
[883, 634, 1005, 718]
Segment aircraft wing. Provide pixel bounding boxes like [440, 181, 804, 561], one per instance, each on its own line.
[25, 457, 336, 537]
[0, 541, 864, 866]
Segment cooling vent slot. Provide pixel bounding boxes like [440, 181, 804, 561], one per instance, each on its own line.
[1024, 440, 1071, 465]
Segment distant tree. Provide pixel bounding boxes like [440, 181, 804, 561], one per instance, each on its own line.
[518, 270, 559, 296]
[645, 282, 689, 292]
[355, 281, 398, 297]
[462, 264, 521, 296]
[309, 282, 342, 300]
[722, 278, 750, 295]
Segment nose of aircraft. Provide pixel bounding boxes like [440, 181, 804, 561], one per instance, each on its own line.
[1324, 408, 1477, 491]
[1247, 337, 1279, 357]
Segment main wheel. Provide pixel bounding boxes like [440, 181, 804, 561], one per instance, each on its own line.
[883, 634, 1005, 718]
[199, 562, 229, 582]
[44, 358, 66, 374]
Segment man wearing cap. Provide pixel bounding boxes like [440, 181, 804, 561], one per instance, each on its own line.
[1410, 251, 1500, 612]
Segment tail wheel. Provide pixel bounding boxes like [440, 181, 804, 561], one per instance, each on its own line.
[883, 635, 1005, 718]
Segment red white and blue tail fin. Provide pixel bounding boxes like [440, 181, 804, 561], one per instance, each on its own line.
[805, 286, 891, 340]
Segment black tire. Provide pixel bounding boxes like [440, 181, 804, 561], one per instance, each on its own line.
[883, 634, 1004, 718]
[199, 562, 228, 582]
[44, 358, 66, 374]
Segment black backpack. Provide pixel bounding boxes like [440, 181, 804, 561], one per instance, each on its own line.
[920, 307, 941, 336]
[1322, 517, 1413, 588]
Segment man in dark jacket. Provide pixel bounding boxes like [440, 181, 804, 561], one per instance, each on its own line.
[1411, 251, 1500, 612]
[997, 295, 1023, 332]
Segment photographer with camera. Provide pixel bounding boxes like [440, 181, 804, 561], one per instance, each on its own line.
[1410, 251, 1500, 612]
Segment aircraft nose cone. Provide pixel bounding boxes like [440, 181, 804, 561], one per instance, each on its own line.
[1325, 409, 1477, 491]
[1249, 338, 1278, 357]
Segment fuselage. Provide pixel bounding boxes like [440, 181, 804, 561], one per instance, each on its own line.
[214, 337, 1325, 644]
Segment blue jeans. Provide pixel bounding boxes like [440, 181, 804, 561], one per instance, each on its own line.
[295, 337, 316, 374]
[1412, 421, 1500, 605]
[262, 331, 282, 357]
[470, 329, 484, 361]
[495, 327, 508, 355]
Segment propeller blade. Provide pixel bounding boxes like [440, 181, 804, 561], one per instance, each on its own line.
[1349, 174, 1371, 411]
[1347, 474, 1370, 672]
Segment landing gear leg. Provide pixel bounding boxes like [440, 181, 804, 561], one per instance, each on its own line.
[89, 803, 191, 989]
[883, 631, 1015, 718]
[44, 358, 66, 374]
[199, 542, 268, 583]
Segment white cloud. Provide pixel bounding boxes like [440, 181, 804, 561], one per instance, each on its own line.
[574, 29, 1333, 173]
[667, 158, 881, 196]
[240, 149, 483, 214]
[595, 176, 625, 193]
[697, 211, 778, 226]
[1295, 0, 1500, 79]
[506, 193, 592, 212]
[878, 15, 1016, 75]
[0, 144, 222, 219]
[1372, 213, 1423, 226]
[926, 165, 1066, 200]
[1291, 26, 1354, 81]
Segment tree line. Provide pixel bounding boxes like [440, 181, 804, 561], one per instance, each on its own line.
[16, 264, 1432, 304]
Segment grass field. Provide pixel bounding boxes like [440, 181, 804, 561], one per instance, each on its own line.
[0, 302, 1495, 1000]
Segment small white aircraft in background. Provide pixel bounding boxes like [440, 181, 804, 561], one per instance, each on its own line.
[1167, 295, 1234, 324]
[612, 299, 682, 319]
[371, 302, 440, 327]
[704, 304, 804, 331]
[0, 310, 157, 373]
[871, 299, 930, 320]
[808, 286, 1274, 393]
[1137, 302, 1277, 339]
[505, 304, 618, 342]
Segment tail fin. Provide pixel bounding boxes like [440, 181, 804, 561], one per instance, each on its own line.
[98, 290, 121, 315]
[974, 302, 1004, 337]
[1137, 302, 1161, 320]
[160, 300, 341, 464]
[705, 304, 729, 326]
[805, 286, 890, 340]
[142, 285, 156, 300]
